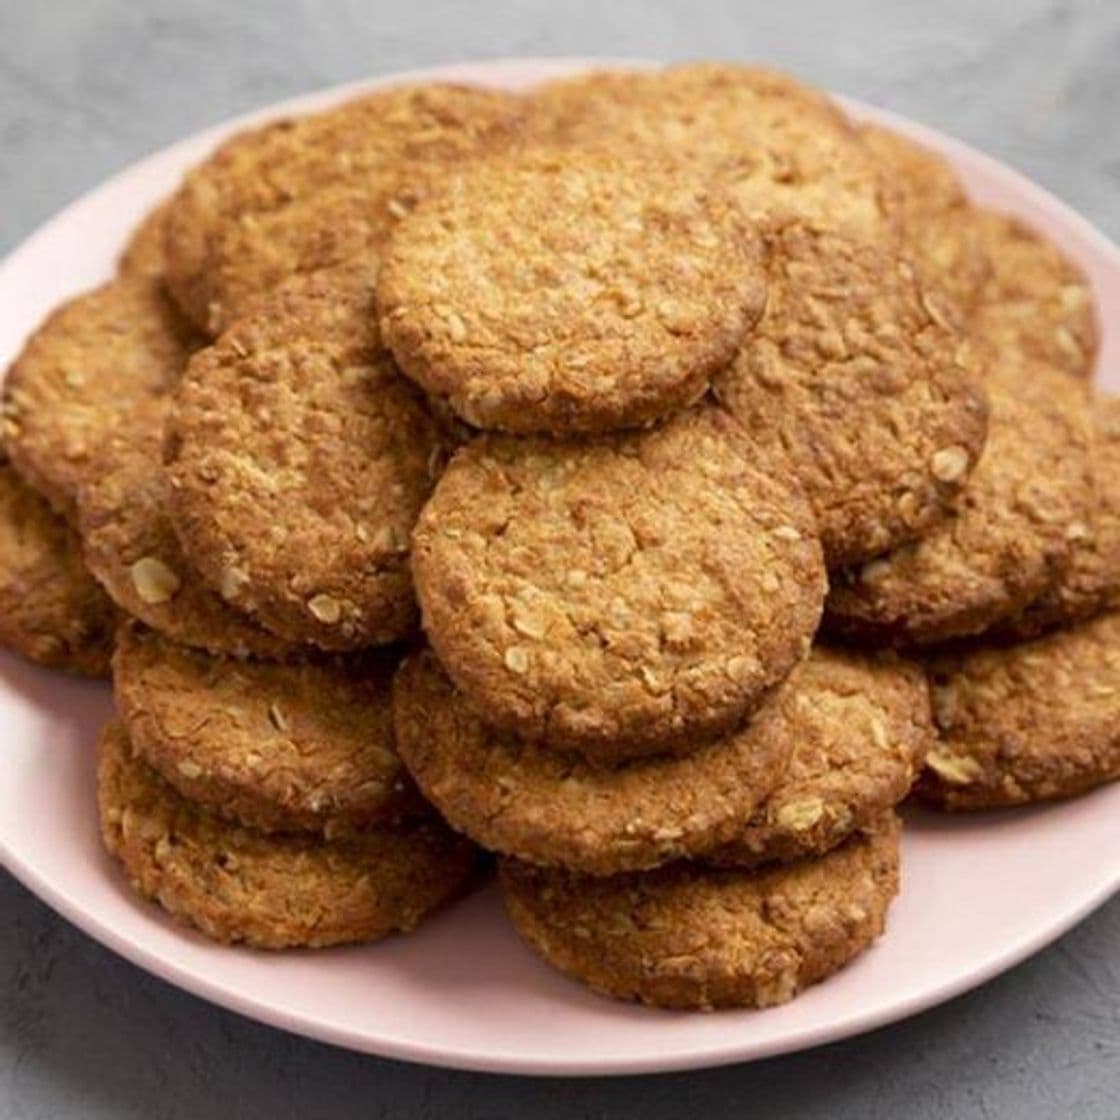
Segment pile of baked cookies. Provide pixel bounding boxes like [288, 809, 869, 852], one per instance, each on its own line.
[1, 63, 1116, 1011]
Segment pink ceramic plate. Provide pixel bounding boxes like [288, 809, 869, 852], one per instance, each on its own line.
[1, 58, 1117, 1077]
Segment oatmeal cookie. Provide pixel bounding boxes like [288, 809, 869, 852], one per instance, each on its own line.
[391, 647, 793, 877]
[713, 220, 989, 567]
[2, 277, 199, 521]
[378, 148, 767, 434]
[116, 199, 173, 280]
[113, 621, 423, 834]
[500, 814, 901, 1010]
[98, 719, 479, 949]
[859, 123, 990, 312]
[164, 83, 524, 335]
[972, 210, 1098, 378]
[0, 458, 115, 676]
[167, 263, 443, 651]
[708, 648, 931, 868]
[528, 63, 896, 244]
[411, 405, 826, 760]
[825, 369, 1093, 647]
[78, 398, 293, 658]
[919, 611, 1120, 809]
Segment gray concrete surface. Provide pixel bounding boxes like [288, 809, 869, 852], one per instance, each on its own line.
[1, 1, 1118, 1116]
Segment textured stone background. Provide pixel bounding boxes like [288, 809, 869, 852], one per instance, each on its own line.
[1, 1, 1118, 1116]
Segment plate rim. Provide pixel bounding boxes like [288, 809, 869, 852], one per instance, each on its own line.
[1, 54, 1118, 1077]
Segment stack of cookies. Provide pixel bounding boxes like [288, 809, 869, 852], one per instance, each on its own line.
[1, 63, 1116, 1009]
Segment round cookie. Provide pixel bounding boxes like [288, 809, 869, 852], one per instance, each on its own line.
[824, 368, 1094, 647]
[972, 210, 1098, 379]
[167, 263, 444, 651]
[78, 398, 294, 659]
[164, 83, 525, 335]
[1001, 394, 1120, 638]
[378, 148, 767, 435]
[712, 220, 989, 568]
[0, 458, 115, 676]
[391, 647, 794, 877]
[97, 719, 478, 949]
[116, 198, 173, 280]
[919, 611, 1120, 809]
[2, 276, 200, 521]
[411, 405, 826, 761]
[527, 64, 896, 245]
[500, 814, 901, 1010]
[859, 124, 990, 313]
[112, 622, 424, 834]
[708, 648, 931, 868]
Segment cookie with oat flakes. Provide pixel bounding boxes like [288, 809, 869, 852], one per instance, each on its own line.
[0, 457, 115, 677]
[378, 148, 767, 435]
[113, 621, 424, 835]
[78, 398, 294, 659]
[527, 64, 897, 246]
[410, 405, 826, 761]
[166, 262, 444, 651]
[712, 220, 989, 568]
[824, 367, 1094, 648]
[859, 124, 990, 313]
[919, 611, 1120, 809]
[97, 719, 478, 949]
[707, 647, 931, 869]
[971, 210, 1098, 379]
[164, 83, 525, 335]
[391, 646, 793, 877]
[500, 813, 901, 1010]
[2, 275, 200, 522]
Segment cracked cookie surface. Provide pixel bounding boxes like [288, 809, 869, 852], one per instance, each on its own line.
[164, 83, 525, 335]
[0, 458, 115, 676]
[97, 719, 479, 949]
[113, 622, 423, 834]
[167, 263, 444, 651]
[708, 648, 931, 868]
[411, 405, 826, 760]
[500, 813, 900, 1010]
[713, 220, 989, 568]
[919, 611, 1120, 809]
[391, 647, 793, 877]
[378, 148, 766, 435]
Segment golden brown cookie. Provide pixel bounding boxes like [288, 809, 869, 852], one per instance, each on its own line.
[167, 263, 443, 651]
[77, 398, 294, 658]
[708, 648, 931, 868]
[500, 814, 901, 1010]
[528, 64, 895, 244]
[112, 622, 423, 834]
[116, 199, 173, 280]
[859, 124, 990, 312]
[411, 406, 826, 761]
[0, 458, 115, 676]
[1001, 394, 1120, 638]
[391, 647, 793, 876]
[97, 719, 479, 949]
[824, 369, 1093, 647]
[712, 220, 989, 568]
[919, 611, 1120, 809]
[972, 210, 1098, 378]
[164, 83, 525, 335]
[2, 277, 200, 521]
[378, 148, 767, 435]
